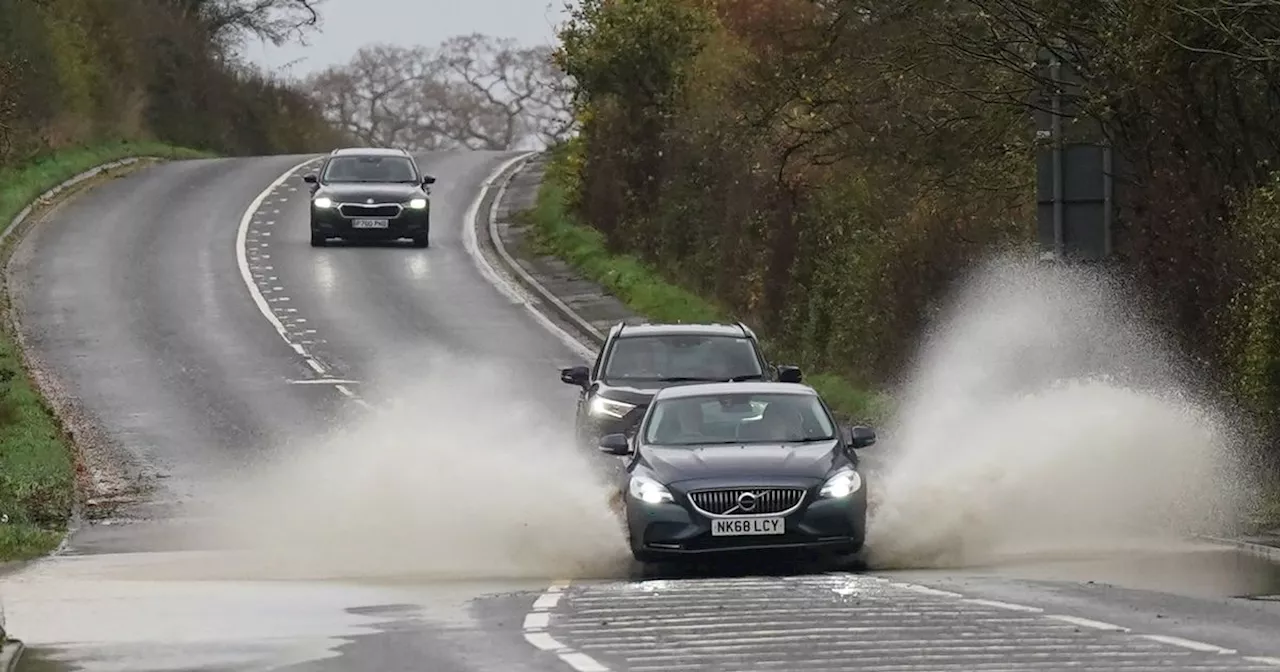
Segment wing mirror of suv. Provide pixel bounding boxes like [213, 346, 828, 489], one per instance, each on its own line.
[422, 175, 436, 186]
[302, 174, 318, 184]
[597, 433, 632, 455]
[560, 365, 589, 387]
[842, 425, 876, 449]
[776, 365, 803, 383]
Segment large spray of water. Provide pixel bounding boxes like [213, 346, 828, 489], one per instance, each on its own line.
[865, 257, 1257, 568]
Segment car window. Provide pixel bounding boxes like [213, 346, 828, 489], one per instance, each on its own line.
[603, 335, 763, 381]
[643, 392, 835, 446]
[322, 156, 418, 183]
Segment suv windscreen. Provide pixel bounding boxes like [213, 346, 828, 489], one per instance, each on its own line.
[603, 334, 764, 382]
[322, 156, 417, 183]
[643, 392, 836, 445]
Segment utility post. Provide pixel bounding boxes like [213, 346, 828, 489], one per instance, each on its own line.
[1034, 44, 1115, 262]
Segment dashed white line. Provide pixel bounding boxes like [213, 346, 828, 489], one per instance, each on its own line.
[235, 157, 314, 348]
[525, 579, 609, 672]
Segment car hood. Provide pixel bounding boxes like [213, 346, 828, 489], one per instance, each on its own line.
[597, 379, 720, 406]
[644, 442, 841, 485]
[316, 183, 423, 202]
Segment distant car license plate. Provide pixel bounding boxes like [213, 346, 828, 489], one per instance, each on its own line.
[711, 517, 784, 536]
[352, 218, 389, 228]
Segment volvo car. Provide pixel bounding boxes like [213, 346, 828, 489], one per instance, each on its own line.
[559, 321, 803, 450]
[303, 147, 435, 248]
[597, 381, 875, 566]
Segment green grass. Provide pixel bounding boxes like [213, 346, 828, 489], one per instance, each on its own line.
[522, 164, 892, 424]
[0, 140, 209, 561]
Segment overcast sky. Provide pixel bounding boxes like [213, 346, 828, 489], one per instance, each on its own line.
[246, 0, 573, 76]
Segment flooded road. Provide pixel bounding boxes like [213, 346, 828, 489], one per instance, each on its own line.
[6, 149, 1280, 671]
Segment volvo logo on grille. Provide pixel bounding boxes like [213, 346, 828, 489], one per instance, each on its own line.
[737, 492, 758, 511]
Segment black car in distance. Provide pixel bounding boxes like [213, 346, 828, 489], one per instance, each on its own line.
[559, 322, 803, 449]
[303, 147, 436, 248]
[597, 381, 876, 566]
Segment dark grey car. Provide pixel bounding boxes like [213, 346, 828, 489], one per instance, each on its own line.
[597, 381, 876, 567]
[303, 147, 436, 248]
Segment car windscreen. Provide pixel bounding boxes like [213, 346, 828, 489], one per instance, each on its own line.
[322, 156, 418, 183]
[602, 334, 764, 382]
[642, 392, 835, 446]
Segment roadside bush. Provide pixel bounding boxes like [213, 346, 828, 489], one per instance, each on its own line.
[0, 0, 346, 169]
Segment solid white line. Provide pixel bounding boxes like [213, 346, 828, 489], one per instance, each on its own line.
[961, 599, 1044, 613]
[889, 583, 963, 598]
[1138, 634, 1236, 654]
[1042, 614, 1130, 632]
[305, 359, 326, 374]
[1245, 657, 1280, 666]
[235, 156, 318, 350]
[287, 379, 361, 385]
[461, 152, 594, 362]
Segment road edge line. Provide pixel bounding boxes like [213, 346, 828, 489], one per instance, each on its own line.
[234, 155, 323, 363]
[482, 154, 605, 346]
[463, 151, 594, 361]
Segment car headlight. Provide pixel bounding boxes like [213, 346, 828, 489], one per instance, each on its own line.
[589, 396, 635, 419]
[819, 468, 863, 499]
[628, 475, 674, 504]
[313, 197, 333, 208]
[407, 198, 427, 209]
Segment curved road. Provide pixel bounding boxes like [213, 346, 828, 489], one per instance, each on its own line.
[2, 150, 1280, 671]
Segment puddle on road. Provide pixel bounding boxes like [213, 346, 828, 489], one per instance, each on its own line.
[889, 539, 1280, 600]
[0, 548, 553, 672]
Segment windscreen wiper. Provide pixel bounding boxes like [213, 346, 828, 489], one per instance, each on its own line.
[726, 374, 765, 382]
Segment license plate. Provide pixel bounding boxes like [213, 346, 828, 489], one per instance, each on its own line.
[352, 218, 389, 228]
[711, 517, 785, 536]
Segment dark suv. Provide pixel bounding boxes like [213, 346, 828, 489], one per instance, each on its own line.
[303, 147, 436, 248]
[559, 321, 802, 449]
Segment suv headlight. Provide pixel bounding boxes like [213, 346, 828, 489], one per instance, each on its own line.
[819, 468, 862, 499]
[313, 197, 333, 208]
[408, 198, 427, 209]
[628, 475, 674, 504]
[589, 396, 635, 419]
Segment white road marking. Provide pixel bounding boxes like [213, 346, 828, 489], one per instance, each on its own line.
[524, 632, 565, 651]
[461, 151, 594, 361]
[962, 599, 1045, 613]
[1138, 634, 1237, 654]
[287, 379, 360, 385]
[1245, 657, 1280, 666]
[1043, 615, 1131, 632]
[523, 612, 551, 629]
[533, 592, 563, 610]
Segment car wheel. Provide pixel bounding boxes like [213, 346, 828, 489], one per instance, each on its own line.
[310, 231, 326, 247]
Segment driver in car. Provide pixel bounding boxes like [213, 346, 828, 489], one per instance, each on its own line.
[738, 400, 806, 442]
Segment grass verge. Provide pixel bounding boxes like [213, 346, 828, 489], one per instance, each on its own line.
[521, 155, 892, 424]
[0, 140, 209, 561]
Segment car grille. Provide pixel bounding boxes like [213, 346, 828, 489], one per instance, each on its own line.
[339, 203, 402, 218]
[688, 488, 805, 516]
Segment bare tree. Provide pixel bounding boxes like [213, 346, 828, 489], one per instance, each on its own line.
[304, 34, 576, 151]
[174, 0, 324, 48]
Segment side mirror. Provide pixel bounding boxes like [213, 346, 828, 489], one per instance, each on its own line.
[844, 425, 876, 449]
[302, 174, 318, 184]
[560, 365, 589, 387]
[422, 175, 437, 186]
[777, 365, 803, 383]
[597, 433, 632, 455]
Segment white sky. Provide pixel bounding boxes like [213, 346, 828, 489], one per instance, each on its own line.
[246, 0, 574, 77]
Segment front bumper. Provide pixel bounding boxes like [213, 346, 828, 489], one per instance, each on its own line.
[311, 205, 429, 240]
[625, 482, 867, 559]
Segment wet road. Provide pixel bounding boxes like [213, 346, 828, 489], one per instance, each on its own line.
[2, 150, 1280, 670]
